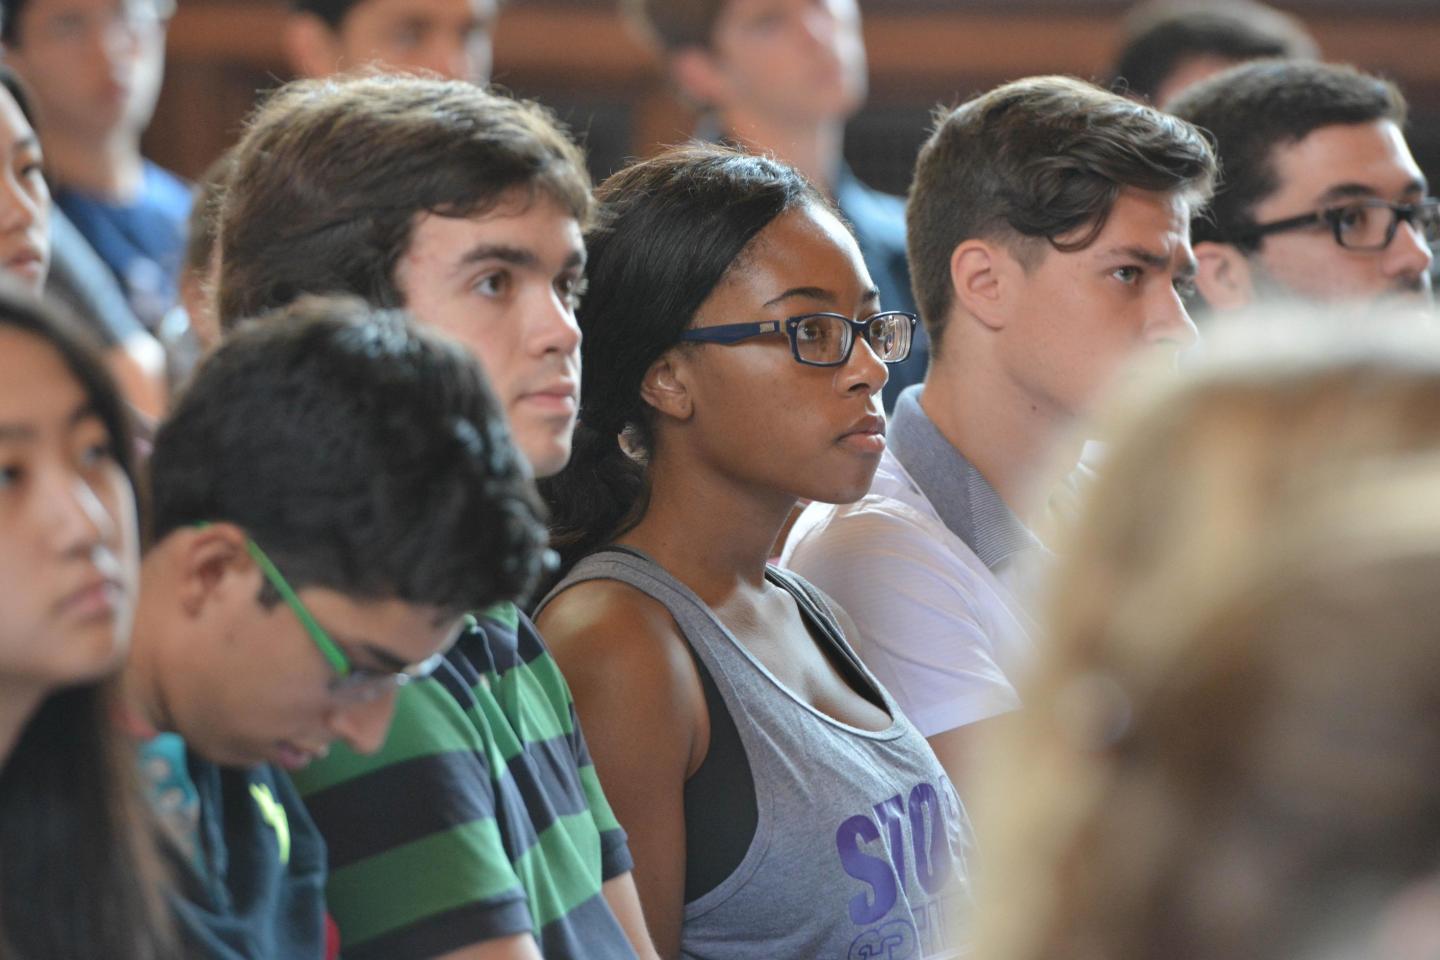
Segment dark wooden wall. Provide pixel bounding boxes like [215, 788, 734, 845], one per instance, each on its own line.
[147, 0, 1440, 195]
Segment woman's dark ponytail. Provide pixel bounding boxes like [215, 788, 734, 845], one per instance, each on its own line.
[542, 417, 649, 577]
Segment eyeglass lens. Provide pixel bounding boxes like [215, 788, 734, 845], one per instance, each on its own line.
[1334, 201, 1440, 250]
[326, 615, 471, 703]
[793, 314, 911, 364]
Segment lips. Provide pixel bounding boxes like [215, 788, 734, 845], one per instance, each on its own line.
[54, 575, 126, 621]
[838, 412, 887, 455]
[274, 741, 328, 771]
[515, 378, 579, 414]
[841, 413, 886, 441]
[4, 245, 45, 283]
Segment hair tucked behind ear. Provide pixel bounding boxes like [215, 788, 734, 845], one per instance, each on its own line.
[540, 143, 826, 576]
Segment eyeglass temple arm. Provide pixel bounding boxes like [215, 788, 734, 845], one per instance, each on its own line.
[243, 539, 351, 677]
[681, 321, 783, 344]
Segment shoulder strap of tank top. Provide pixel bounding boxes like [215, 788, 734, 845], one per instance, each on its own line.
[766, 566, 875, 694]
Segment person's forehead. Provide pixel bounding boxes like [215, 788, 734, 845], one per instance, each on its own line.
[1066, 188, 1194, 256]
[0, 330, 88, 430]
[406, 195, 583, 264]
[1267, 120, 1425, 204]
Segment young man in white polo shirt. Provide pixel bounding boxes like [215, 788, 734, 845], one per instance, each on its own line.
[783, 75, 1216, 789]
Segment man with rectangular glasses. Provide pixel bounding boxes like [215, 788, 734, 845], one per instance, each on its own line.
[123, 297, 550, 958]
[1169, 59, 1435, 310]
[783, 76, 1216, 797]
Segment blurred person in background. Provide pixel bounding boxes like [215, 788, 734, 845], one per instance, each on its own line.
[2, 0, 190, 338]
[0, 285, 175, 959]
[0, 64, 166, 423]
[626, 0, 924, 410]
[975, 322, 1440, 960]
[1111, 0, 1317, 108]
[169, 150, 231, 360]
[1170, 60, 1434, 314]
[284, 0, 498, 83]
[783, 76, 1214, 792]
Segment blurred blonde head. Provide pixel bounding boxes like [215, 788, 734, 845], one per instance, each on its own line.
[976, 311, 1440, 960]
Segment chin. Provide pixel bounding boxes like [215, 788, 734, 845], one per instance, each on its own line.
[805, 475, 876, 506]
[45, 627, 126, 689]
[523, 439, 573, 479]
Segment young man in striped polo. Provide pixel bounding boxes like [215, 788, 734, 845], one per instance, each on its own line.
[218, 74, 659, 960]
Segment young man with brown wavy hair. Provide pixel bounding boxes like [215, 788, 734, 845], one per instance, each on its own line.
[784, 75, 1216, 794]
[220, 74, 657, 960]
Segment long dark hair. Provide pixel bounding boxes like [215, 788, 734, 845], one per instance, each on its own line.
[0, 286, 175, 959]
[540, 143, 826, 575]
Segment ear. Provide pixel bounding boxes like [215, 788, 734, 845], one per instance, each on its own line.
[283, 12, 344, 78]
[669, 47, 729, 110]
[1193, 241, 1256, 312]
[171, 523, 255, 621]
[639, 350, 694, 422]
[950, 239, 1011, 332]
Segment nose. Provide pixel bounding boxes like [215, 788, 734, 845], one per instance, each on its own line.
[327, 690, 397, 755]
[1383, 217, 1435, 282]
[1146, 286, 1199, 352]
[420, 38, 467, 82]
[97, 14, 144, 66]
[461, 35, 493, 85]
[46, 471, 116, 558]
[837, 333, 888, 397]
[0, 172, 40, 234]
[800, 4, 837, 43]
[529, 288, 583, 359]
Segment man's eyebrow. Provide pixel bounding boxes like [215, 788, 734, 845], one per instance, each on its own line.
[333, 633, 411, 673]
[456, 244, 539, 270]
[762, 286, 881, 309]
[1103, 245, 1172, 270]
[456, 244, 586, 272]
[1314, 180, 1427, 206]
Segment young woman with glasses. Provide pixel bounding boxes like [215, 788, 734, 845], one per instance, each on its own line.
[0, 286, 174, 958]
[536, 143, 970, 960]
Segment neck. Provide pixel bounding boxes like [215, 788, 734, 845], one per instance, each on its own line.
[0, 679, 46, 768]
[620, 445, 795, 603]
[719, 109, 843, 194]
[920, 345, 1082, 528]
[119, 599, 172, 740]
[42, 127, 144, 200]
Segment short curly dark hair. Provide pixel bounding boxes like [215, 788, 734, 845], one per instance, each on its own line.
[1168, 60, 1407, 250]
[1111, 0, 1317, 104]
[152, 295, 551, 614]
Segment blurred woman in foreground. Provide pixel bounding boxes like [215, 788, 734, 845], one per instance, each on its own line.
[977, 323, 1440, 960]
[0, 287, 172, 957]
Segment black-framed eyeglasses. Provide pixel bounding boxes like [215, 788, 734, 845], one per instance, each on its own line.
[678, 311, 917, 367]
[1236, 198, 1440, 252]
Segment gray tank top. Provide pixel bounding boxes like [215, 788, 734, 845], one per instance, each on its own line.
[538, 548, 973, 960]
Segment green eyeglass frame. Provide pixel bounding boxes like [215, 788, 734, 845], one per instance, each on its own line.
[196, 524, 471, 700]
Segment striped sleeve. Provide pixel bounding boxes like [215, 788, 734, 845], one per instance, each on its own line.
[290, 674, 532, 959]
[510, 614, 634, 884]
